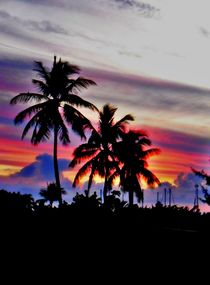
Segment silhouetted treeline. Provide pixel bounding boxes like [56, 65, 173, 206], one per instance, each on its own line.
[1, 189, 210, 235]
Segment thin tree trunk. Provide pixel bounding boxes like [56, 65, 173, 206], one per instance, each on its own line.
[103, 157, 109, 204]
[54, 125, 62, 207]
[128, 172, 134, 206]
[103, 171, 108, 204]
[129, 189, 134, 206]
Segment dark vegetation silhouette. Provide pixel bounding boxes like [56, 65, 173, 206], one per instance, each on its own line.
[0, 189, 34, 213]
[193, 168, 210, 206]
[72, 190, 101, 209]
[10, 56, 97, 206]
[0, 188, 210, 235]
[38, 182, 66, 207]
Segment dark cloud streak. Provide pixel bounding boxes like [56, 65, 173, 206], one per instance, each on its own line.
[199, 27, 210, 38]
[112, 0, 159, 17]
[84, 67, 210, 94]
[0, 10, 68, 35]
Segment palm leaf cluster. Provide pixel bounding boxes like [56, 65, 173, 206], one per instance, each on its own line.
[111, 130, 160, 205]
[10, 56, 97, 144]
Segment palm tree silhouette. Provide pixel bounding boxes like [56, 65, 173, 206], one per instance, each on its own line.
[10, 56, 97, 206]
[39, 182, 66, 207]
[69, 104, 134, 202]
[110, 130, 160, 206]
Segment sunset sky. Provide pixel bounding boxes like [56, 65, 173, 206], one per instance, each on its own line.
[1, 0, 210, 208]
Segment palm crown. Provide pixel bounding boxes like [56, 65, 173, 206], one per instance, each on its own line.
[10, 56, 97, 144]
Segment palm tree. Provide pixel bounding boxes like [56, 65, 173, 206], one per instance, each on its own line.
[39, 182, 66, 207]
[10, 56, 97, 206]
[110, 130, 160, 206]
[69, 104, 134, 202]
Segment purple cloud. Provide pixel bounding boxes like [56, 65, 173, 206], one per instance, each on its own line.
[12, 153, 69, 180]
[0, 154, 74, 200]
[144, 172, 204, 209]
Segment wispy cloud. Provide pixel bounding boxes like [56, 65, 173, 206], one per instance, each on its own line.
[84, 67, 210, 94]
[199, 26, 210, 38]
[112, 0, 159, 16]
[2, 0, 65, 7]
[145, 126, 210, 156]
[0, 58, 34, 93]
[0, 10, 68, 35]
[83, 67, 210, 125]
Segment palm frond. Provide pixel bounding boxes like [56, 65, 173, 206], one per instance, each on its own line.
[10, 93, 48, 105]
[56, 111, 70, 145]
[63, 104, 92, 139]
[67, 77, 96, 92]
[30, 108, 53, 145]
[114, 114, 134, 129]
[139, 148, 161, 160]
[100, 104, 117, 122]
[31, 120, 52, 145]
[64, 94, 98, 111]
[32, 79, 50, 96]
[21, 110, 43, 139]
[87, 160, 98, 194]
[70, 143, 99, 168]
[33, 61, 50, 82]
[70, 149, 99, 167]
[53, 56, 80, 75]
[140, 168, 160, 187]
[137, 137, 152, 146]
[88, 129, 101, 144]
[14, 102, 49, 124]
[72, 159, 94, 187]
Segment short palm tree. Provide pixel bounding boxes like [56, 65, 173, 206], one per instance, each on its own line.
[39, 182, 66, 207]
[10, 56, 97, 206]
[69, 104, 134, 202]
[111, 130, 160, 206]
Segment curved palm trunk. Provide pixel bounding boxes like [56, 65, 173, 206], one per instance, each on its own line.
[54, 125, 62, 207]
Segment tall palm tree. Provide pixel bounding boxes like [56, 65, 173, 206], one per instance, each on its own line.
[110, 130, 160, 206]
[10, 56, 97, 206]
[69, 104, 134, 202]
